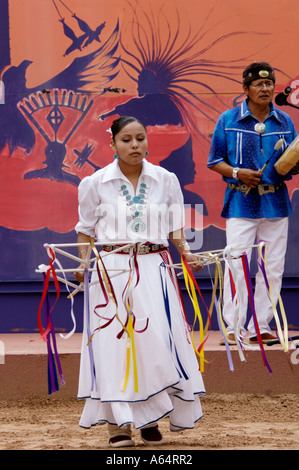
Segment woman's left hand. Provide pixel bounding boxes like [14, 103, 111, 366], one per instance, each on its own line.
[74, 263, 86, 283]
[184, 253, 203, 272]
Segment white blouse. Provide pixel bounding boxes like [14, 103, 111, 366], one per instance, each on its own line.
[75, 159, 185, 246]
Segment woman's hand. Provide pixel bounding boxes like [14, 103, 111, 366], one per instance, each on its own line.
[184, 252, 203, 272]
[168, 230, 203, 272]
[74, 263, 86, 283]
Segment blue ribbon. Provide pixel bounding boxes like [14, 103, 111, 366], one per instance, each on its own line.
[84, 268, 97, 392]
[159, 263, 189, 381]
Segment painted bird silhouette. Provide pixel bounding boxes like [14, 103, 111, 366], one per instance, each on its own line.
[0, 21, 119, 155]
[72, 14, 106, 48]
[60, 15, 106, 56]
[59, 18, 86, 56]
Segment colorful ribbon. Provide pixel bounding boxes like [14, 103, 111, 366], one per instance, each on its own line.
[120, 245, 145, 394]
[257, 241, 289, 352]
[181, 253, 211, 372]
[207, 261, 235, 371]
[52, 255, 77, 340]
[121, 315, 138, 393]
[36, 247, 65, 394]
[88, 237, 123, 340]
[159, 250, 191, 343]
[204, 254, 225, 337]
[89, 240, 145, 393]
[223, 246, 246, 363]
[84, 267, 97, 392]
[208, 254, 236, 370]
[43, 274, 62, 394]
[37, 247, 60, 342]
[159, 263, 189, 380]
[241, 251, 272, 373]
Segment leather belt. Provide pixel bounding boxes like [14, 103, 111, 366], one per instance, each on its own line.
[228, 183, 282, 195]
[102, 243, 166, 254]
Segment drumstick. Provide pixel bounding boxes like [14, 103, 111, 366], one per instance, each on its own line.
[244, 138, 284, 196]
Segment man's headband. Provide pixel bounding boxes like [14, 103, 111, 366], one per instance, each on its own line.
[243, 63, 276, 86]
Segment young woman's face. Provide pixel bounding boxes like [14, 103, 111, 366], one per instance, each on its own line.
[111, 121, 148, 168]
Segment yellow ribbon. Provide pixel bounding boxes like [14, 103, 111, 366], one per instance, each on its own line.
[121, 247, 139, 393]
[121, 315, 138, 393]
[199, 253, 230, 344]
[203, 254, 224, 335]
[181, 254, 207, 372]
[258, 243, 289, 352]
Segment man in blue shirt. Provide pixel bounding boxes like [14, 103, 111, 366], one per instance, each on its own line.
[207, 62, 297, 345]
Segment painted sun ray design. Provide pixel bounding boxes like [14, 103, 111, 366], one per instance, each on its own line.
[118, 0, 275, 138]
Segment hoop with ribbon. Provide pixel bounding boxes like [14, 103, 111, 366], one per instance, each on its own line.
[35, 240, 290, 394]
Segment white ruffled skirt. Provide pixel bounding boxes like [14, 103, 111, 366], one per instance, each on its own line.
[78, 249, 205, 430]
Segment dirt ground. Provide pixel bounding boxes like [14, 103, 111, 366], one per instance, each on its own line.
[1, 393, 298, 451]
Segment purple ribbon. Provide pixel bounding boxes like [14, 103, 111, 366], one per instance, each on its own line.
[241, 253, 272, 373]
[42, 273, 65, 395]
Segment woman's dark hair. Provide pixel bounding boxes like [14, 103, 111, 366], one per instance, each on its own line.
[111, 116, 146, 141]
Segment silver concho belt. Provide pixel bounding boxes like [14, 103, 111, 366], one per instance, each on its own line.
[228, 183, 282, 195]
[102, 244, 166, 254]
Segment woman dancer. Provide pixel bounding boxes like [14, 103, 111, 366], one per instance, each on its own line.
[74, 116, 205, 447]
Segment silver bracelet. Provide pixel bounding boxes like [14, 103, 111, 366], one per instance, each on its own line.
[178, 241, 189, 248]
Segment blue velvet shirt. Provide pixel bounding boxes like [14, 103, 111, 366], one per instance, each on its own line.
[207, 100, 297, 219]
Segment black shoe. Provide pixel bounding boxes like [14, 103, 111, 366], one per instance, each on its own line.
[141, 425, 164, 445]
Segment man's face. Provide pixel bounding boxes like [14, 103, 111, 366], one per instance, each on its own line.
[243, 78, 275, 106]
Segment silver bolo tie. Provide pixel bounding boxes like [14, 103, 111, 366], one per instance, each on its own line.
[254, 122, 266, 157]
[245, 122, 284, 196]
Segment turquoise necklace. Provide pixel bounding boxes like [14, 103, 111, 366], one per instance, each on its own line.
[119, 178, 149, 232]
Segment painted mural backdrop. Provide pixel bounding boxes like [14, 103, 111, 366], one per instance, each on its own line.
[1, 0, 299, 281]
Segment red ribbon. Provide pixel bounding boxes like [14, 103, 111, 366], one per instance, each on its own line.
[37, 247, 60, 342]
[92, 245, 147, 340]
[241, 253, 272, 373]
[229, 268, 236, 301]
[181, 254, 211, 354]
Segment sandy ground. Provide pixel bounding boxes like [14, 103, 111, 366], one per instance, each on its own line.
[1, 393, 298, 451]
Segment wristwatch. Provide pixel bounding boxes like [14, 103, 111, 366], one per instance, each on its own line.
[232, 167, 240, 180]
